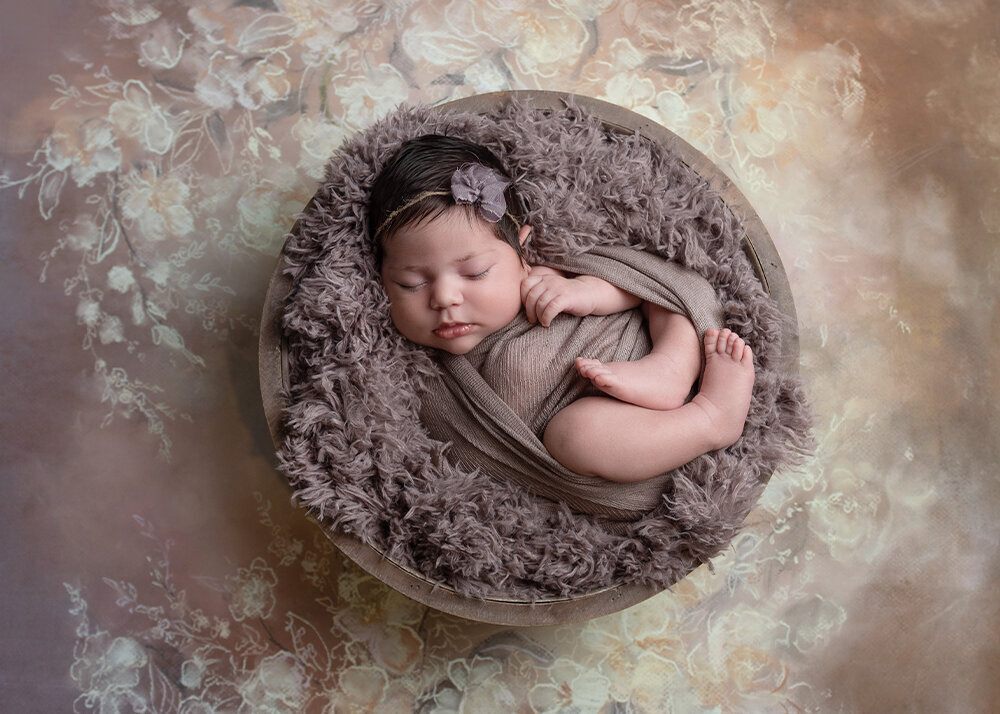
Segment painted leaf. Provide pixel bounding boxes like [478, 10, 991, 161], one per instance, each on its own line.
[38, 169, 67, 220]
[285, 612, 330, 673]
[96, 211, 121, 262]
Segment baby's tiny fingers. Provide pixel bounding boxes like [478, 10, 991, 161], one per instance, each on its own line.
[539, 296, 565, 327]
[520, 275, 541, 302]
[523, 295, 538, 323]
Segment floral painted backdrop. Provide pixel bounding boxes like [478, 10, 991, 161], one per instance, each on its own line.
[2, 0, 997, 712]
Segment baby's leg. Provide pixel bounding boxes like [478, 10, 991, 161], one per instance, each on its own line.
[545, 328, 754, 482]
[575, 304, 701, 410]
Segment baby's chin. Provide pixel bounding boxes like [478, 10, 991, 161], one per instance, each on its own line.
[399, 333, 481, 355]
[432, 338, 480, 355]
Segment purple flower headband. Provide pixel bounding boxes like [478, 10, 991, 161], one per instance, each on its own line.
[373, 162, 519, 239]
[450, 163, 510, 222]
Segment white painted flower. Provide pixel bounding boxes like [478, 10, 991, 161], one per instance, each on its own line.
[109, 1, 161, 27]
[243, 57, 294, 107]
[138, 18, 188, 69]
[45, 117, 121, 188]
[463, 59, 509, 94]
[194, 50, 292, 111]
[628, 650, 697, 712]
[806, 463, 885, 561]
[447, 654, 501, 692]
[65, 215, 102, 252]
[784, 595, 846, 654]
[678, 0, 776, 66]
[109, 80, 174, 155]
[328, 665, 388, 713]
[414, 0, 588, 82]
[237, 652, 310, 713]
[651, 90, 722, 154]
[212, 617, 231, 640]
[602, 37, 646, 72]
[401, 5, 482, 67]
[120, 169, 195, 242]
[333, 64, 410, 130]
[334, 571, 425, 675]
[193, 175, 242, 216]
[723, 44, 864, 170]
[513, 9, 589, 79]
[602, 72, 657, 112]
[439, 0, 523, 49]
[577, 586, 714, 703]
[292, 116, 348, 179]
[622, 0, 775, 67]
[236, 177, 311, 254]
[439, 655, 516, 713]
[99, 315, 126, 344]
[99, 636, 148, 688]
[280, 0, 361, 31]
[283, 1, 362, 66]
[726, 80, 796, 159]
[529, 658, 610, 713]
[619, 2, 680, 54]
[227, 557, 278, 622]
[76, 636, 150, 714]
[459, 677, 517, 713]
[145, 261, 171, 288]
[180, 659, 206, 689]
[550, 0, 619, 21]
[108, 265, 137, 293]
[186, 6, 228, 45]
[649, 90, 690, 129]
[682, 606, 787, 708]
[77, 298, 102, 328]
[373, 681, 419, 714]
[580, 35, 671, 101]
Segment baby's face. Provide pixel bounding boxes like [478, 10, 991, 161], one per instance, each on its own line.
[380, 207, 528, 355]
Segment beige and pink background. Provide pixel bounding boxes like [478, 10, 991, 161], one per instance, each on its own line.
[2, 1, 997, 711]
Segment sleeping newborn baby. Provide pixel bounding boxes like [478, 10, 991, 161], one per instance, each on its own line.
[369, 135, 754, 483]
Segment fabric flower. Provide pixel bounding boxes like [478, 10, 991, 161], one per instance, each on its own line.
[450, 163, 510, 223]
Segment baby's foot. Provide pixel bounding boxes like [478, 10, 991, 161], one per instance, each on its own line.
[575, 352, 696, 411]
[689, 328, 756, 449]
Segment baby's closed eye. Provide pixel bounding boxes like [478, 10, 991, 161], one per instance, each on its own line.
[394, 280, 427, 291]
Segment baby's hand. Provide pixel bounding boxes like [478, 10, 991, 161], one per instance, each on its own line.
[520, 267, 596, 327]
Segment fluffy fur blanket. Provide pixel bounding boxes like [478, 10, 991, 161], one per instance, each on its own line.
[278, 99, 812, 599]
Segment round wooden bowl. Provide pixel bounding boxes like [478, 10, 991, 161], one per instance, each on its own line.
[258, 90, 798, 626]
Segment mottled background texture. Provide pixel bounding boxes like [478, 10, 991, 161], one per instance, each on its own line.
[2, 1, 998, 712]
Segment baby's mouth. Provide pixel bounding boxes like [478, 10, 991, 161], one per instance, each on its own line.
[433, 322, 474, 339]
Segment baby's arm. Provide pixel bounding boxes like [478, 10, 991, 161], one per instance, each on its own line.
[520, 266, 641, 327]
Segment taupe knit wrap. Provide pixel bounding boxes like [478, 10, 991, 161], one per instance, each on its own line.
[421, 244, 723, 519]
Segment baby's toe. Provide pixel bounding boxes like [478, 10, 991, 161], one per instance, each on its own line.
[592, 372, 617, 388]
[576, 358, 603, 376]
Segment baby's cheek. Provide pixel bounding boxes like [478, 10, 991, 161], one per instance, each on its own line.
[386, 302, 412, 334]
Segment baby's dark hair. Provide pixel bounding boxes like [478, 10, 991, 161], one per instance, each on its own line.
[368, 134, 526, 261]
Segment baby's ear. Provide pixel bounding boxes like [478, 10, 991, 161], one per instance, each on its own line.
[518, 224, 532, 246]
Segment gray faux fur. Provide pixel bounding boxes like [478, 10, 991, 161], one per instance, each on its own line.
[277, 99, 813, 599]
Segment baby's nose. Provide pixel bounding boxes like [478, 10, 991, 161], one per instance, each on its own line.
[430, 278, 462, 309]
